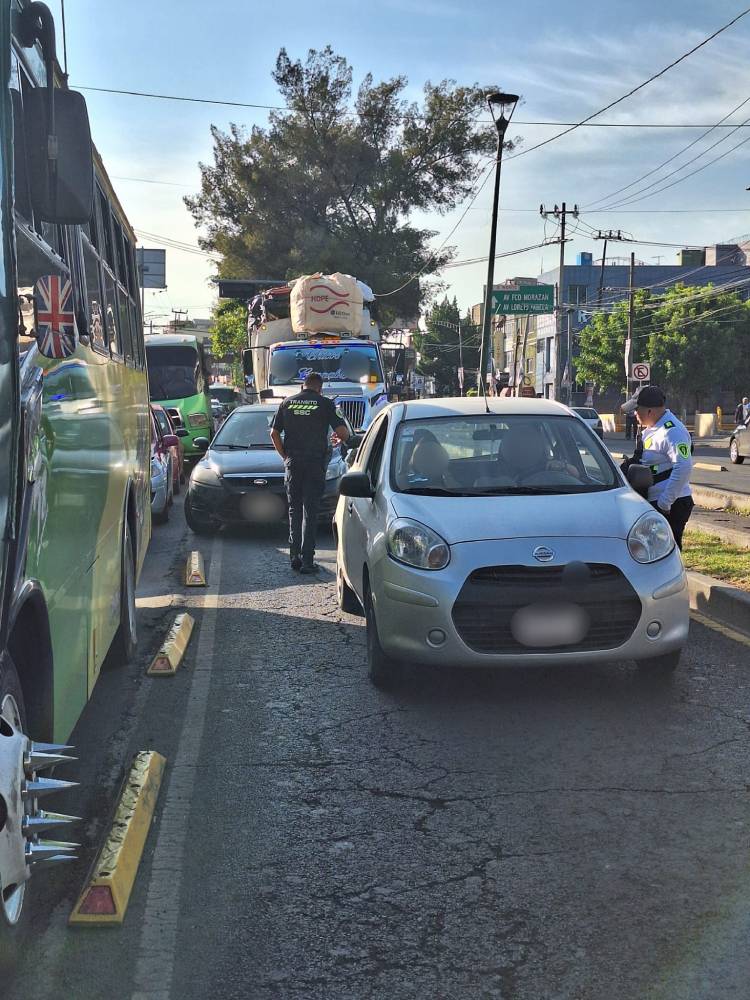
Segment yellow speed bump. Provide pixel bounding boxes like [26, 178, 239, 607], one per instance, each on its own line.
[694, 461, 727, 472]
[69, 751, 166, 926]
[185, 550, 206, 587]
[147, 613, 195, 676]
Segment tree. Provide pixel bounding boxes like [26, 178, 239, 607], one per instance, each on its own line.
[186, 47, 500, 322]
[209, 299, 247, 385]
[648, 283, 750, 411]
[412, 297, 480, 394]
[576, 289, 654, 393]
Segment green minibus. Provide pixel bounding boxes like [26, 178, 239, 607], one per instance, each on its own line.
[145, 333, 214, 460]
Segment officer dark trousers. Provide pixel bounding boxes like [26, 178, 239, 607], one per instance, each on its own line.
[652, 496, 694, 550]
[285, 455, 326, 563]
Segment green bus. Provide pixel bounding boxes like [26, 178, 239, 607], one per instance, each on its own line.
[0, 1, 150, 949]
[145, 333, 214, 460]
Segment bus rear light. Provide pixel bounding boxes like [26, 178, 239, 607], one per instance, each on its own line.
[188, 413, 209, 427]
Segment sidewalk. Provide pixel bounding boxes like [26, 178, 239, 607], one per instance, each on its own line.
[686, 507, 750, 549]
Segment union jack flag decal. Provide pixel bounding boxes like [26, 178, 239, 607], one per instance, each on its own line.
[34, 275, 78, 359]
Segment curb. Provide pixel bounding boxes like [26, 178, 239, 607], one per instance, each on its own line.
[686, 515, 750, 550]
[692, 485, 750, 516]
[69, 751, 166, 925]
[147, 613, 195, 676]
[687, 570, 750, 638]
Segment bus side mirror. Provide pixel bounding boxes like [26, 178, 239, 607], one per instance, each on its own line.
[24, 88, 94, 224]
[242, 349, 253, 379]
[175, 428, 190, 438]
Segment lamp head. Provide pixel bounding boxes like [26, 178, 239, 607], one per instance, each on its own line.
[486, 91, 519, 134]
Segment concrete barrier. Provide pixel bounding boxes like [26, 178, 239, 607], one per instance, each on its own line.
[693, 412, 718, 438]
[600, 413, 621, 433]
[688, 571, 750, 638]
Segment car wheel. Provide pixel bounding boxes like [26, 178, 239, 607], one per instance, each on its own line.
[730, 439, 744, 464]
[110, 520, 137, 666]
[337, 559, 363, 616]
[0, 654, 31, 972]
[364, 583, 400, 689]
[184, 493, 217, 536]
[636, 649, 681, 674]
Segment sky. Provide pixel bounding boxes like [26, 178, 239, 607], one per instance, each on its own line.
[46, 0, 750, 325]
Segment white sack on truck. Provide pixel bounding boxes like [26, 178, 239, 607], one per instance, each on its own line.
[290, 272, 364, 335]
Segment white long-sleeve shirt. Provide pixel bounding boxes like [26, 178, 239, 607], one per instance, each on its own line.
[639, 409, 693, 511]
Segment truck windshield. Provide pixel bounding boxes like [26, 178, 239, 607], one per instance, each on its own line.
[146, 346, 201, 400]
[269, 344, 383, 385]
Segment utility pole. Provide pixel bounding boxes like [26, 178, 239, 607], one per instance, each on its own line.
[171, 308, 188, 331]
[540, 202, 578, 399]
[626, 251, 635, 392]
[594, 230, 622, 307]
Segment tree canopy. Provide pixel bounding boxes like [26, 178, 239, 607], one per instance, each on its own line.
[576, 283, 750, 409]
[412, 296, 480, 394]
[209, 299, 247, 385]
[186, 47, 498, 321]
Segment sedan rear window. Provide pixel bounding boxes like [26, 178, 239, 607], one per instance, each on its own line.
[391, 414, 619, 496]
[573, 408, 599, 419]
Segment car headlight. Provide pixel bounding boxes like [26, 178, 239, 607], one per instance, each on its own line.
[627, 511, 675, 564]
[386, 517, 450, 570]
[191, 462, 222, 488]
[188, 412, 210, 427]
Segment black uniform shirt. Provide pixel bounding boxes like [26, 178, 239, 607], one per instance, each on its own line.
[272, 389, 343, 459]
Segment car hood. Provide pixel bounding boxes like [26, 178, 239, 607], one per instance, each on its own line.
[389, 487, 650, 544]
[204, 448, 285, 475]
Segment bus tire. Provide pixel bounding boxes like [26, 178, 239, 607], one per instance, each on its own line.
[0, 653, 31, 972]
[111, 520, 137, 667]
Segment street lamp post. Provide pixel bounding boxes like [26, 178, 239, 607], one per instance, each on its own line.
[480, 91, 519, 401]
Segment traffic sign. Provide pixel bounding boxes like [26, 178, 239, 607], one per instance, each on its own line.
[491, 285, 554, 315]
[632, 362, 650, 382]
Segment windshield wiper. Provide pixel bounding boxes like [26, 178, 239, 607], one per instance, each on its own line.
[476, 485, 608, 495]
[213, 443, 271, 450]
[400, 486, 483, 497]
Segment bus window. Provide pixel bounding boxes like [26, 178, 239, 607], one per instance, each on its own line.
[98, 186, 115, 270]
[102, 265, 119, 356]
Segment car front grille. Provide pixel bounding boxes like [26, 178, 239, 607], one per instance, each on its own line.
[220, 474, 286, 495]
[452, 563, 642, 654]
[337, 399, 366, 429]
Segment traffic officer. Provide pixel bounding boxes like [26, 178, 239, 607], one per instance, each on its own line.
[621, 385, 694, 548]
[270, 372, 350, 574]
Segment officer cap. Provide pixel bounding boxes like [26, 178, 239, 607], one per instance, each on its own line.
[621, 385, 666, 413]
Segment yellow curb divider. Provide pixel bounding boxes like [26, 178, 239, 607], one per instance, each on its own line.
[147, 613, 195, 676]
[694, 461, 727, 472]
[69, 751, 166, 925]
[185, 550, 206, 587]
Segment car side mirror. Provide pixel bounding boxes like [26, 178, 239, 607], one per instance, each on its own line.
[193, 437, 210, 453]
[259, 389, 275, 401]
[175, 428, 189, 438]
[162, 434, 179, 449]
[339, 471, 374, 499]
[627, 463, 653, 498]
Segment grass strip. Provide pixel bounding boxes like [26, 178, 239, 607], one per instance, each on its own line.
[682, 531, 750, 590]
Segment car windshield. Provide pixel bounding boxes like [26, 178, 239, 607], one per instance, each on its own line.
[391, 414, 619, 495]
[269, 344, 383, 385]
[212, 410, 275, 448]
[146, 346, 200, 401]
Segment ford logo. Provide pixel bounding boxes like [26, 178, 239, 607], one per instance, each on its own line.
[253, 479, 268, 486]
[533, 546, 555, 563]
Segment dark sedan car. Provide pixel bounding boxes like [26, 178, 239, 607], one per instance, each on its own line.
[184, 404, 354, 534]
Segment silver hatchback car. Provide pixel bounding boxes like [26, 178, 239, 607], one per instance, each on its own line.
[334, 398, 689, 688]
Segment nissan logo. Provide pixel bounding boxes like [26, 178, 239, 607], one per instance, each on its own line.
[533, 546, 555, 563]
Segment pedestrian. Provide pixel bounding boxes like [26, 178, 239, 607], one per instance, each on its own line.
[624, 410, 636, 440]
[734, 396, 749, 425]
[621, 385, 694, 548]
[270, 372, 350, 574]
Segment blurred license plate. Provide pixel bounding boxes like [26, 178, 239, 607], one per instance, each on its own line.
[238, 491, 285, 522]
[511, 602, 589, 648]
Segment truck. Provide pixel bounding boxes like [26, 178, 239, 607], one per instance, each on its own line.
[219, 275, 388, 432]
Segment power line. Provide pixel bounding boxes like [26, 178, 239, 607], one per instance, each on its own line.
[505, 6, 750, 163]
[584, 94, 750, 209]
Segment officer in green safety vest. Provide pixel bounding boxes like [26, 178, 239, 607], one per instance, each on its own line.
[621, 385, 694, 548]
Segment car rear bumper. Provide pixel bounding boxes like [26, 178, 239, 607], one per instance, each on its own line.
[366, 536, 689, 667]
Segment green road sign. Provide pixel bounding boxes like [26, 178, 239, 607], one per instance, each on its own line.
[491, 285, 554, 315]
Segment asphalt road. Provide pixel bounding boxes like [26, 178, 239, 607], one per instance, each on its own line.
[8, 496, 750, 1000]
[605, 432, 750, 495]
